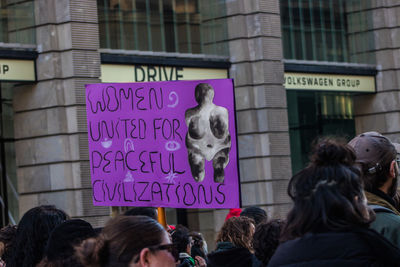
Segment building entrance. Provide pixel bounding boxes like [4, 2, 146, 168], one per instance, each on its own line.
[0, 83, 18, 226]
[287, 90, 355, 173]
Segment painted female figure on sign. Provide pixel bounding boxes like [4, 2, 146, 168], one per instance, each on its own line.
[185, 83, 231, 183]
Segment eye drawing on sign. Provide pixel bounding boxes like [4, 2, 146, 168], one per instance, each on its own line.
[185, 83, 231, 183]
[165, 141, 181, 151]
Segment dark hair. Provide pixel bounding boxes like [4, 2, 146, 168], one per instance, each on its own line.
[123, 207, 158, 220]
[0, 225, 17, 262]
[240, 206, 267, 225]
[37, 256, 83, 267]
[37, 219, 96, 267]
[252, 219, 284, 265]
[77, 216, 166, 267]
[171, 225, 190, 254]
[216, 217, 255, 251]
[282, 139, 374, 241]
[6, 205, 68, 267]
[190, 231, 206, 259]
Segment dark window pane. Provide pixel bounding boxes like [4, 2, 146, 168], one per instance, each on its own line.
[280, 0, 372, 63]
[287, 90, 355, 173]
[97, 0, 227, 56]
[0, 1, 35, 44]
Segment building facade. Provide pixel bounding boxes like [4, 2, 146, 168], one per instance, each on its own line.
[0, 0, 398, 245]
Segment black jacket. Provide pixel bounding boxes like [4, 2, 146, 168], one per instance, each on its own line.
[207, 242, 262, 267]
[268, 228, 400, 267]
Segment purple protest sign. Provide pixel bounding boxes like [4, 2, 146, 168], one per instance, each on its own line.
[85, 79, 240, 208]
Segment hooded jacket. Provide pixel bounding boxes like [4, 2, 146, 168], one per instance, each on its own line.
[366, 190, 400, 248]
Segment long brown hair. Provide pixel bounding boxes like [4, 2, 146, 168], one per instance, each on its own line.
[216, 216, 255, 251]
[77, 216, 165, 267]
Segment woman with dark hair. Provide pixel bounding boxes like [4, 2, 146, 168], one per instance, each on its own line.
[268, 139, 400, 266]
[37, 219, 96, 267]
[252, 219, 284, 266]
[240, 206, 267, 226]
[6, 205, 68, 267]
[207, 216, 262, 267]
[77, 215, 178, 267]
[190, 231, 208, 261]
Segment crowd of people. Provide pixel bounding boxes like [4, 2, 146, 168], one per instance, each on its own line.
[1, 131, 400, 266]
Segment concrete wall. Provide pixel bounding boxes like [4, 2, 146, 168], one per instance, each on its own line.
[353, 1, 400, 141]
[13, 0, 109, 226]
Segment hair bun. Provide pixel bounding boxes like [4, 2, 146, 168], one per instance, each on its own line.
[311, 139, 356, 166]
[76, 236, 107, 267]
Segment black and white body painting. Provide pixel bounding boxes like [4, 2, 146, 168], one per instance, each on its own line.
[185, 83, 231, 183]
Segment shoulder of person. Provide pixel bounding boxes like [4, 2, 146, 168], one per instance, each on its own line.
[370, 214, 400, 249]
[372, 210, 400, 226]
[179, 257, 195, 267]
[369, 204, 398, 215]
[352, 227, 400, 264]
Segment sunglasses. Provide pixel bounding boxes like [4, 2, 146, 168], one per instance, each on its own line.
[134, 243, 180, 263]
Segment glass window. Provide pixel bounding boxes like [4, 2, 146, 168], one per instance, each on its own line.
[287, 90, 355, 173]
[0, 1, 35, 44]
[280, 0, 374, 64]
[97, 0, 228, 56]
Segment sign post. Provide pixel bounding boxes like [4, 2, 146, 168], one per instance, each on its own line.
[157, 207, 167, 228]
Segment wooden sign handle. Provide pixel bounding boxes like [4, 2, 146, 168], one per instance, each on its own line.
[157, 207, 167, 229]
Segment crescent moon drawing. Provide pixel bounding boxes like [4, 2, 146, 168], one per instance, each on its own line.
[167, 91, 179, 108]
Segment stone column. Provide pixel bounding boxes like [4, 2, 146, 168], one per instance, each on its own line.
[352, 1, 400, 141]
[188, 0, 292, 249]
[13, 0, 109, 226]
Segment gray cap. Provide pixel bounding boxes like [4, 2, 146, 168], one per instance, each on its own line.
[348, 131, 395, 174]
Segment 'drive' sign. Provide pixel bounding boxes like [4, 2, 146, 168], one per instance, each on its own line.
[100, 64, 228, 83]
[85, 79, 240, 208]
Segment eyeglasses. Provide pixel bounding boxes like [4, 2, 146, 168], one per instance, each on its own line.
[133, 243, 179, 263]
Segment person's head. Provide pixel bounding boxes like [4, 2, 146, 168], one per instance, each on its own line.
[240, 206, 267, 225]
[190, 231, 207, 259]
[37, 219, 96, 267]
[216, 216, 255, 252]
[0, 225, 17, 262]
[282, 138, 373, 241]
[171, 225, 191, 255]
[252, 219, 285, 266]
[123, 207, 158, 221]
[348, 132, 398, 197]
[6, 205, 68, 267]
[77, 216, 178, 267]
